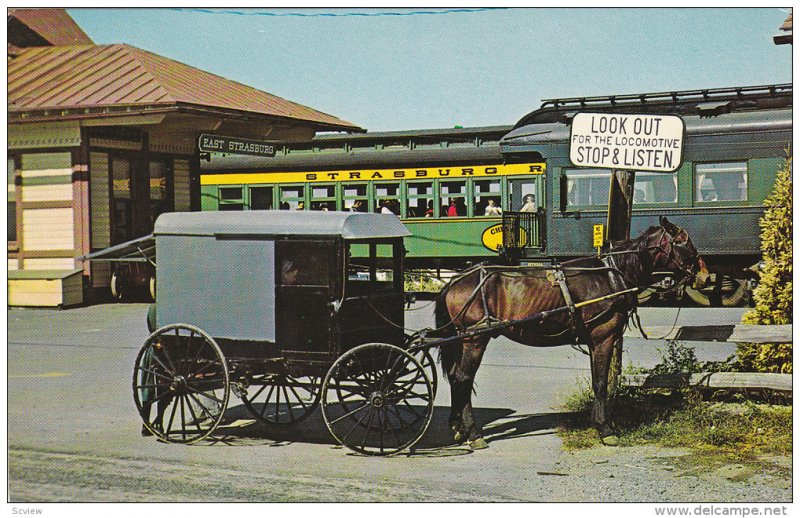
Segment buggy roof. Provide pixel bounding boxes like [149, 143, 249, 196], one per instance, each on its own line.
[153, 210, 411, 239]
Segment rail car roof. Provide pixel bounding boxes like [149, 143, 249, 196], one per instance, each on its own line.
[500, 108, 793, 151]
[153, 211, 411, 239]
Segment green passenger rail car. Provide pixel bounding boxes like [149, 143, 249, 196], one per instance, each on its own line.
[198, 83, 791, 306]
[200, 126, 549, 269]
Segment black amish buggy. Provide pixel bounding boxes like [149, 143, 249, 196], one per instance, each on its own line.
[90, 210, 705, 455]
[133, 210, 438, 455]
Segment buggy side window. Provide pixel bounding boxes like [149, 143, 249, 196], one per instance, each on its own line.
[276, 241, 334, 287]
[346, 241, 403, 296]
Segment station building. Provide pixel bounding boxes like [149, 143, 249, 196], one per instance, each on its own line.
[7, 9, 362, 306]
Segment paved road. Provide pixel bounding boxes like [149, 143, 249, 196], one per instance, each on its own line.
[9, 302, 785, 503]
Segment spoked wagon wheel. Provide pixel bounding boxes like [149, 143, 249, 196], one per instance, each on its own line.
[240, 373, 321, 426]
[133, 324, 230, 444]
[321, 343, 434, 456]
[410, 347, 438, 397]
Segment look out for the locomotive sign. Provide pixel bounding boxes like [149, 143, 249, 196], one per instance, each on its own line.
[569, 113, 684, 172]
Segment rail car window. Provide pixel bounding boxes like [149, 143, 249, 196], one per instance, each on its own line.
[564, 169, 610, 207]
[441, 180, 467, 216]
[509, 179, 537, 211]
[311, 184, 337, 211]
[474, 179, 502, 216]
[695, 162, 747, 203]
[375, 183, 400, 214]
[219, 187, 244, 211]
[280, 185, 305, 210]
[343, 184, 368, 212]
[406, 181, 434, 218]
[634, 172, 677, 204]
[250, 186, 273, 210]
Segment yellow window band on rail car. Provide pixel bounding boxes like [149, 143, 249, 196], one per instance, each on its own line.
[200, 163, 546, 186]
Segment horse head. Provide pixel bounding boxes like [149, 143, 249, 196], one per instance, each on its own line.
[648, 216, 710, 289]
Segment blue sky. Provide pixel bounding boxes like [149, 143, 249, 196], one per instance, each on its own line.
[67, 7, 792, 132]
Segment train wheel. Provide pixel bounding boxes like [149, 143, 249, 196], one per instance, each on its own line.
[321, 343, 434, 456]
[240, 374, 321, 426]
[684, 275, 746, 307]
[133, 324, 229, 444]
[637, 288, 656, 305]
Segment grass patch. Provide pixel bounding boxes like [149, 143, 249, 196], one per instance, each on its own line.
[560, 385, 792, 463]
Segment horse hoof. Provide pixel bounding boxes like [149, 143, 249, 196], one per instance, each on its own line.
[453, 430, 465, 444]
[470, 437, 489, 450]
[600, 435, 619, 447]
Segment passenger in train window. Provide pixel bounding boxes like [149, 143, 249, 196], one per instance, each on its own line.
[447, 199, 458, 217]
[520, 195, 537, 212]
[484, 199, 502, 216]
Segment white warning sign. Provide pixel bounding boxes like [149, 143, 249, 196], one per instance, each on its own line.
[569, 113, 685, 172]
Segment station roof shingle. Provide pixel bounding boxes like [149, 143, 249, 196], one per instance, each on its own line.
[8, 43, 363, 132]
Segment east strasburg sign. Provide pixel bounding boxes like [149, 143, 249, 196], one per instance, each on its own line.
[569, 113, 685, 172]
[198, 134, 277, 157]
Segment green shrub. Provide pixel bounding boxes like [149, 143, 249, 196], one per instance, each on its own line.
[739, 157, 792, 373]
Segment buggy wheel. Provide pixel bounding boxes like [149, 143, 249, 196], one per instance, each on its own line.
[110, 271, 124, 301]
[321, 343, 434, 456]
[411, 347, 438, 397]
[133, 324, 230, 444]
[240, 374, 321, 426]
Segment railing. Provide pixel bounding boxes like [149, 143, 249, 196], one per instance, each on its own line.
[501, 210, 546, 254]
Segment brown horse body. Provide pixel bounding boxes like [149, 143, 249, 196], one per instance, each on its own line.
[435, 217, 709, 447]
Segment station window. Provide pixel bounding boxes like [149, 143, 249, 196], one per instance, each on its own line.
[311, 184, 337, 211]
[563, 168, 610, 207]
[343, 184, 368, 212]
[474, 179, 502, 216]
[219, 187, 244, 211]
[441, 180, 467, 217]
[695, 162, 747, 203]
[634, 172, 677, 204]
[149, 160, 169, 224]
[8, 158, 16, 242]
[375, 182, 400, 215]
[250, 186, 273, 210]
[280, 185, 305, 210]
[406, 181, 434, 218]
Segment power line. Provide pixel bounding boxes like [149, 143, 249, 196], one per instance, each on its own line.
[169, 7, 506, 18]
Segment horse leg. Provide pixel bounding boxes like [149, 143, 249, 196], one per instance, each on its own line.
[445, 336, 490, 449]
[440, 341, 466, 441]
[588, 324, 624, 445]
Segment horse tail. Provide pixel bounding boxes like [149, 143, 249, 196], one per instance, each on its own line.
[433, 285, 458, 339]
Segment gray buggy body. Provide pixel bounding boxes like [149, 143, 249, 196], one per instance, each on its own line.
[137, 210, 435, 455]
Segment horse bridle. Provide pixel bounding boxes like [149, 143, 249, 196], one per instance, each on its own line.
[648, 226, 699, 278]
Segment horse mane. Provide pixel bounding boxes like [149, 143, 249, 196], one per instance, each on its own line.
[604, 225, 660, 287]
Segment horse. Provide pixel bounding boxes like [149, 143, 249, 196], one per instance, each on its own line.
[434, 217, 710, 448]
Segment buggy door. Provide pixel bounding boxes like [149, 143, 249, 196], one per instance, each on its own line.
[275, 239, 338, 358]
[336, 240, 405, 353]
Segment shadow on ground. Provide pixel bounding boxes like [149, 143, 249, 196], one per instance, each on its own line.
[198, 403, 577, 455]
